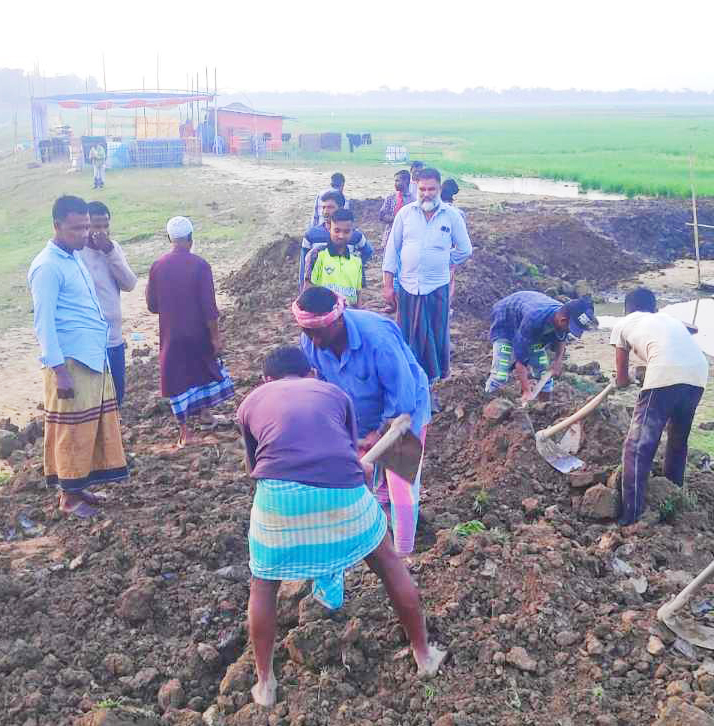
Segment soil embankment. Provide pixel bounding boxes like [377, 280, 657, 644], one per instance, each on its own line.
[1, 193, 714, 726]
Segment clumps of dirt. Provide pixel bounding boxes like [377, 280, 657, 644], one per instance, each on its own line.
[5, 198, 714, 726]
[221, 234, 301, 312]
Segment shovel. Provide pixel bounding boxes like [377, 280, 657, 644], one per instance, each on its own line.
[360, 414, 423, 482]
[535, 381, 616, 473]
[658, 560, 714, 650]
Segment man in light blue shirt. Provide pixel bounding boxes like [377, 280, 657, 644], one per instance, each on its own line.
[294, 286, 431, 557]
[382, 167, 472, 400]
[27, 195, 127, 518]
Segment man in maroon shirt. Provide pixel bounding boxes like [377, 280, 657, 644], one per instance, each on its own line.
[236, 346, 445, 706]
[146, 216, 234, 447]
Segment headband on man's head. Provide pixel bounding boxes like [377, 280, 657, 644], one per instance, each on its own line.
[291, 295, 346, 329]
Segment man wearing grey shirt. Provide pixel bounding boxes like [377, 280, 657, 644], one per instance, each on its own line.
[79, 201, 137, 405]
[382, 167, 472, 406]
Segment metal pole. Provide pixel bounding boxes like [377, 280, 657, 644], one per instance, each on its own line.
[689, 154, 702, 289]
[213, 67, 218, 154]
[102, 53, 108, 137]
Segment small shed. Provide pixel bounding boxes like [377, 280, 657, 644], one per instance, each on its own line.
[209, 102, 286, 154]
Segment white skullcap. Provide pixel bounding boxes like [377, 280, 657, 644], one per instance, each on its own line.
[166, 216, 194, 241]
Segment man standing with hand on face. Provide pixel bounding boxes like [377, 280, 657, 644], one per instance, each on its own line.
[28, 195, 128, 518]
[383, 167, 472, 409]
[79, 201, 137, 405]
[146, 216, 234, 448]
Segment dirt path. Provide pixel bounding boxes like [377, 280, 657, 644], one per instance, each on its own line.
[0, 157, 399, 425]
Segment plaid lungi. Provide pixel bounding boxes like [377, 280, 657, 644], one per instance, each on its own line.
[248, 479, 387, 609]
[43, 358, 128, 493]
[398, 283, 450, 382]
[169, 362, 235, 423]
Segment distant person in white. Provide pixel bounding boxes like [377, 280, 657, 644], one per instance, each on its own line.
[408, 160, 424, 200]
[611, 287, 708, 526]
[78, 201, 137, 405]
[310, 172, 349, 227]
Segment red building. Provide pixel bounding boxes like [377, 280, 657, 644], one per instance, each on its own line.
[210, 102, 286, 154]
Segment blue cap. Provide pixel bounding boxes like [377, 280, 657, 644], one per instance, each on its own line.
[564, 297, 598, 338]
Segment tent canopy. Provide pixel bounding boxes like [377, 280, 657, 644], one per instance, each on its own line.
[33, 91, 215, 110]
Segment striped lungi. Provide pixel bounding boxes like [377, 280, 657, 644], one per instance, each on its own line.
[398, 283, 450, 382]
[249, 479, 387, 609]
[43, 358, 128, 493]
[169, 362, 235, 422]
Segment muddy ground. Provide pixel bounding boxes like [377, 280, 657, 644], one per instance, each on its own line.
[2, 187, 714, 726]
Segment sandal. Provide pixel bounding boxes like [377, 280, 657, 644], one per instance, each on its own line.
[59, 498, 98, 519]
[78, 490, 108, 507]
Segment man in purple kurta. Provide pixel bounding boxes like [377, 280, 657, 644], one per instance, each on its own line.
[146, 216, 234, 446]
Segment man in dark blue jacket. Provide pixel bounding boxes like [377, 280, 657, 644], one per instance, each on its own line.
[298, 190, 373, 290]
[485, 291, 598, 401]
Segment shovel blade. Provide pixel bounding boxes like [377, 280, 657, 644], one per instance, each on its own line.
[659, 611, 714, 650]
[373, 429, 423, 482]
[536, 435, 584, 473]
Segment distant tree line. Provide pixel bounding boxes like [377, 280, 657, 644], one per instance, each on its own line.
[225, 86, 714, 110]
[0, 68, 101, 115]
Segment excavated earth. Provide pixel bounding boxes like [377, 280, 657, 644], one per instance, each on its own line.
[2, 197, 714, 726]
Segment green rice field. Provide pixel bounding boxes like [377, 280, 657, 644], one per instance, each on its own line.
[284, 107, 714, 198]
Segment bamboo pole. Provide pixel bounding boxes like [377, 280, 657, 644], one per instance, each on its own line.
[689, 154, 702, 289]
[213, 67, 218, 154]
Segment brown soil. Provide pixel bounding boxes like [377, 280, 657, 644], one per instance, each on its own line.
[2, 196, 714, 726]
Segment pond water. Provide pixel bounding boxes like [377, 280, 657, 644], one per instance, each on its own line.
[463, 174, 627, 200]
[595, 297, 714, 357]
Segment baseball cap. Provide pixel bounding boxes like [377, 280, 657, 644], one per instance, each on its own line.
[166, 216, 193, 241]
[564, 296, 599, 338]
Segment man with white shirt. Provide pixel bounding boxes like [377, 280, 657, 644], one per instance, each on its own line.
[79, 201, 137, 405]
[382, 167, 472, 406]
[611, 287, 708, 525]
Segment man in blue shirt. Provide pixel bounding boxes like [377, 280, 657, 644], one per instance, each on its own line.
[293, 286, 430, 557]
[28, 195, 128, 518]
[382, 167, 472, 406]
[485, 291, 598, 402]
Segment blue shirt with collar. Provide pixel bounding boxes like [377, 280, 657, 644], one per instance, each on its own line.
[28, 240, 109, 372]
[301, 309, 431, 438]
[383, 199, 472, 296]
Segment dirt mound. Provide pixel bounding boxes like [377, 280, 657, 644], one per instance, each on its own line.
[3, 198, 714, 725]
[221, 234, 301, 312]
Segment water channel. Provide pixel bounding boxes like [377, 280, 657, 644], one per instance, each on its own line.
[463, 174, 627, 200]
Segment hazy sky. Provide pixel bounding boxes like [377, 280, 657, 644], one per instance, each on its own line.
[3, 0, 714, 94]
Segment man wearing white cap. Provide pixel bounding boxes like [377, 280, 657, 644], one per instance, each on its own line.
[146, 216, 235, 447]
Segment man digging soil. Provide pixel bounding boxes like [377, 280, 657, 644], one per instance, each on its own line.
[611, 287, 708, 525]
[236, 346, 445, 706]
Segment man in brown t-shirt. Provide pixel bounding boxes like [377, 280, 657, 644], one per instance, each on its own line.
[236, 346, 445, 707]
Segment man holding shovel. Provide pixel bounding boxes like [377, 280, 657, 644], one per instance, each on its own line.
[485, 291, 598, 401]
[294, 286, 431, 558]
[611, 288, 708, 525]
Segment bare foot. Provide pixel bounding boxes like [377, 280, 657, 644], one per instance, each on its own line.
[251, 674, 277, 707]
[415, 645, 447, 678]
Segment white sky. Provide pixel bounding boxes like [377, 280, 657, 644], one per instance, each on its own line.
[2, 0, 714, 94]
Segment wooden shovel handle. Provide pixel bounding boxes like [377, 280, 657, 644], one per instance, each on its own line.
[658, 559, 714, 619]
[360, 414, 412, 466]
[536, 382, 616, 441]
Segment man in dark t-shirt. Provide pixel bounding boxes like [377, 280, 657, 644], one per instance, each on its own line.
[235, 346, 445, 707]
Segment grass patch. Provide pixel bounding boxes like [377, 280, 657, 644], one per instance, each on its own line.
[284, 107, 714, 198]
[454, 520, 486, 536]
[95, 697, 125, 710]
[0, 155, 256, 331]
